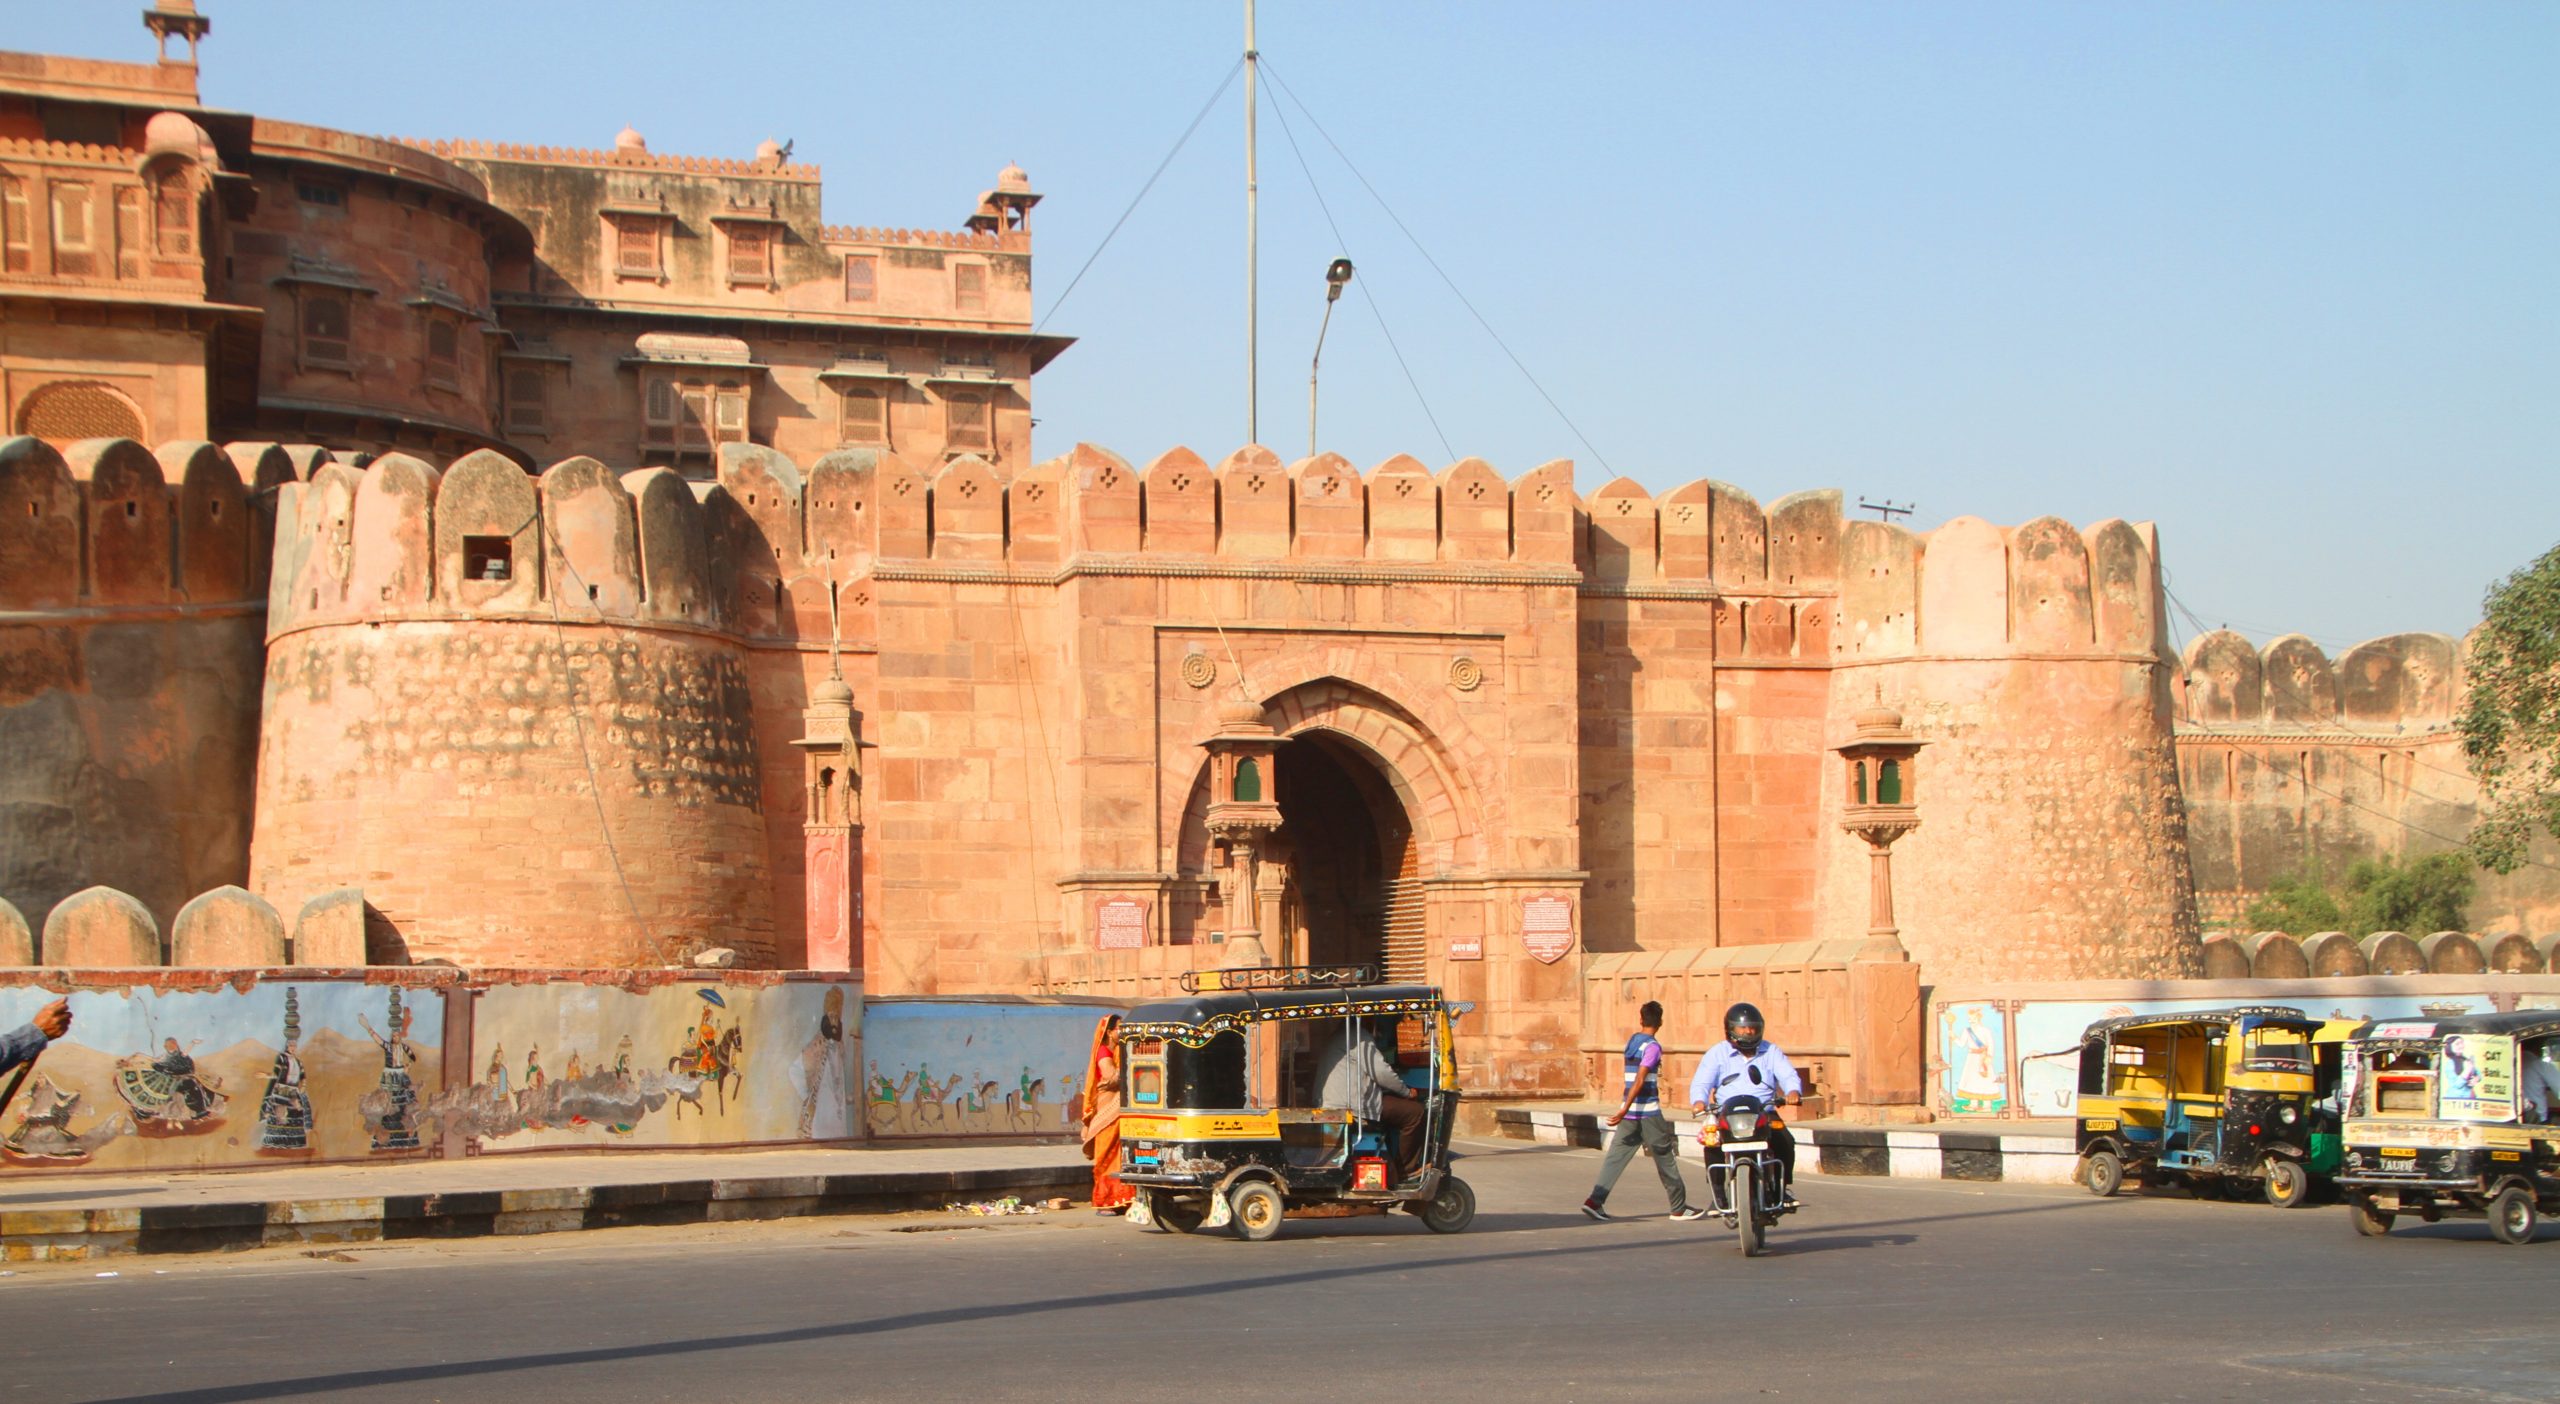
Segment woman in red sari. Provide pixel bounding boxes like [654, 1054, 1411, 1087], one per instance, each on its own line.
[1080, 1014, 1134, 1214]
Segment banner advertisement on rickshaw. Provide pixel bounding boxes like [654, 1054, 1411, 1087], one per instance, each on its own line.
[2439, 1034, 2516, 1121]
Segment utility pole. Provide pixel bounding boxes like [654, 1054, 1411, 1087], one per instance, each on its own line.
[1244, 0, 1259, 446]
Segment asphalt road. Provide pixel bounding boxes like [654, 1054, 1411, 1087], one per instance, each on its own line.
[4, 1139, 2555, 1404]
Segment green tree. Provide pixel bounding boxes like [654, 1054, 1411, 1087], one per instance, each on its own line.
[2461, 540, 2560, 873]
[2239, 851, 2472, 936]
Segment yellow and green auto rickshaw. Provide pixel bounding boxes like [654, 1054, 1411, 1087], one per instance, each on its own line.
[2074, 1005, 2330, 1207]
[1112, 965, 1474, 1242]
[2336, 1011, 2560, 1245]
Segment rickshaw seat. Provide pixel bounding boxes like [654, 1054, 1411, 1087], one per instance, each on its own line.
[1351, 1129, 1386, 1155]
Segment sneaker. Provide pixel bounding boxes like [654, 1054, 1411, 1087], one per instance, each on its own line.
[1668, 1206, 1708, 1222]
[1580, 1200, 1612, 1221]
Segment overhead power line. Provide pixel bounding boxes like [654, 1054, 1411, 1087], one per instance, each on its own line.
[1036, 58, 1245, 335]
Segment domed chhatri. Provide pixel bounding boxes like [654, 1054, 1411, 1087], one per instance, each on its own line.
[997, 161, 1031, 192]
[614, 124, 647, 154]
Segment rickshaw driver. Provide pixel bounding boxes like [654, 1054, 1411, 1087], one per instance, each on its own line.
[1689, 1003, 1804, 1212]
[1320, 1022, 1428, 1184]
[2523, 1041, 2560, 1123]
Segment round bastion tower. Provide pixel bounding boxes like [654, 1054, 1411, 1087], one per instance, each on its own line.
[1822, 513, 2202, 981]
[249, 448, 778, 967]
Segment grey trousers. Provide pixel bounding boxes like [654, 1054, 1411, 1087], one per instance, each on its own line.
[1588, 1114, 1688, 1212]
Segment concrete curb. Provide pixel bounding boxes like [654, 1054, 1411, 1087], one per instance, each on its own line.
[1492, 1108, 2081, 1187]
[1, 1164, 1089, 1262]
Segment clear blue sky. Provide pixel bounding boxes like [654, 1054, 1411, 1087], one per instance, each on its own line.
[25, 3, 2555, 652]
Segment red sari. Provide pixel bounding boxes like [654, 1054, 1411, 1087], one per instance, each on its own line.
[1080, 1016, 1134, 1211]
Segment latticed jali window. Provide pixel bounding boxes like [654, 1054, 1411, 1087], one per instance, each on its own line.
[952, 261, 986, 311]
[843, 254, 877, 302]
[944, 392, 989, 453]
[16, 380, 145, 443]
[615, 218, 661, 277]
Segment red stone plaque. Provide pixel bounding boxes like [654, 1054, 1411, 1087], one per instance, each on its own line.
[1095, 897, 1148, 951]
[1520, 893, 1575, 964]
[1449, 932, 1483, 961]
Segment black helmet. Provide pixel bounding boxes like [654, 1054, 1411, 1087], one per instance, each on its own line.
[1724, 1002, 1765, 1055]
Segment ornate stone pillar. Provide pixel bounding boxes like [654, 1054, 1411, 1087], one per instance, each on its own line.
[792, 672, 862, 972]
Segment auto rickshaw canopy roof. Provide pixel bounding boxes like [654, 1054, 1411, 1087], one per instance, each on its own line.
[1121, 984, 1446, 1048]
[2346, 1009, 2560, 1049]
[2077, 1005, 2316, 1049]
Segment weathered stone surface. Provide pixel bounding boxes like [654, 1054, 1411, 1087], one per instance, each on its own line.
[2246, 931, 2309, 980]
[2419, 930, 2485, 975]
[2301, 931, 2367, 977]
[2484, 932, 2543, 974]
[2199, 932, 2252, 979]
[2360, 931, 2424, 975]
[170, 886, 287, 966]
[0, 898, 30, 965]
[40, 887, 161, 966]
[292, 888, 368, 967]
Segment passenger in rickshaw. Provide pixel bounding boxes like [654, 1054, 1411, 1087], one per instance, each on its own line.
[2523, 1039, 2560, 1124]
[1320, 1019, 1427, 1184]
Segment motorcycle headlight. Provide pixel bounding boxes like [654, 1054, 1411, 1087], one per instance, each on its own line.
[1722, 1110, 1761, 1139]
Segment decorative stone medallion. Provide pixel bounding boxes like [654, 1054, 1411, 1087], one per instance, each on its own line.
[1448, 656, 1484, 692]
[1180, 653, 1217, 689]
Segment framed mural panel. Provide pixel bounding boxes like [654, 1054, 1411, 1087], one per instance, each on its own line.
[860, 1000, 1120, 1139]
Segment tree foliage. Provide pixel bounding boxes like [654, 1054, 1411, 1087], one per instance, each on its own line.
[2461, 540, 2560, 873]
[2240, 851, 2473, 936]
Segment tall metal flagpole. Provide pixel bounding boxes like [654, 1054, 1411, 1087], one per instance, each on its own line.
[1244, 0, 1259, 446]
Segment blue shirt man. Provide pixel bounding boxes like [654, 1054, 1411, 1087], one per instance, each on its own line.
[1, 998, 73, 1079]
[1688, 1003, 1803, 1212]
[1580, 1001, 1701, 1222]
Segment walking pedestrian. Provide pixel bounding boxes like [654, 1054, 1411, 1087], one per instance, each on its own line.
[1581, 1001, 1703, 1221]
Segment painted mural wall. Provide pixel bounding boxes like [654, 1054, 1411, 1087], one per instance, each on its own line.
[859, 999, 1122, 1139]
[0, 979, 443, 1172]
[1931, 977, 2560, 1120]
[453, 980, 858, 1152]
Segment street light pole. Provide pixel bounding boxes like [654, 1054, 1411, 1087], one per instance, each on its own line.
[1308, 258, 1353, 459]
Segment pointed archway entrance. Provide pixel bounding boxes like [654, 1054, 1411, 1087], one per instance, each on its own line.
[1274, 732, 1422, 979]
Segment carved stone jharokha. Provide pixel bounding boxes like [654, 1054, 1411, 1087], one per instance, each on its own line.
[1200, 701, 1284, 967]
[1833, 701, 1926, 949]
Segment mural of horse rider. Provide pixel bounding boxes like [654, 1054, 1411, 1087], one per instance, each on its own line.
[256, 987, 315, 1154]
[670, 989, 745, 1118]
[358, 989, 423, 1152]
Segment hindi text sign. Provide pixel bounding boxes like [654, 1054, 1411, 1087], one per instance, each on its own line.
[1520, 893, 1576, 964]
[1095, 897, 1149, 951]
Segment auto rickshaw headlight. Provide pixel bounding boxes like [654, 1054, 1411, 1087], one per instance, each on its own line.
[2279, 1105, 2298, 1126]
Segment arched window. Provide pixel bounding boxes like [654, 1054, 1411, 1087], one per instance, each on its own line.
[15, 380, 145, 444]
[1878, 759, 1903, 806]
[1853, 760, 1868, 805]
[1233, 758, 1262, 803]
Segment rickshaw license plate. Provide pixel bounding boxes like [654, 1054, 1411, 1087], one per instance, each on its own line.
[2380, 1149, 2417, 1167]
[1722, 1141, 1766, 1152]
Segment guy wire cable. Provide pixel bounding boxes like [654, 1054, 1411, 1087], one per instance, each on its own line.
[1035, 58, 1245, 336]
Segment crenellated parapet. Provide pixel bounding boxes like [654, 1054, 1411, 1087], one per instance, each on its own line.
[0, 436, 291, 612]
[1836, 514, 2165, 661]
[2178, 628, 2461, 732]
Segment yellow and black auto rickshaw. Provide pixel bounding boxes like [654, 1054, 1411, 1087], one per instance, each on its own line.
[2074, 1005, 2331, 1207]
[2336, 1011, 2560, 1245]
[1112, 965, 1474, 1242]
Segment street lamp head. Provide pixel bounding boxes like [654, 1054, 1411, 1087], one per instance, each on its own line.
[1325, 257, 1354, 302]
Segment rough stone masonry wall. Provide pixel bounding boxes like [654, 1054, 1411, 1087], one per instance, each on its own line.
[2175, 627, 2560, 935]
[1815, 513, 2200, 982]
[0, 437, 283, 937]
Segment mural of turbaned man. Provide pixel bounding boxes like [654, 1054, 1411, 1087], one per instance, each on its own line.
[0, 982, 444, 1172]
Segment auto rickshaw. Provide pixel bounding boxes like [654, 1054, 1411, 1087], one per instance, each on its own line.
[2335, 1011, 2560, 1245]
[2074, 1005, 2329, 1206]
[1112, 965, 1475, 1242]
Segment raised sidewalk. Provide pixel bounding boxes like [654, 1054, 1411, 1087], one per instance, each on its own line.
[0, 1143, 1090, 1262]
[1492, 1103, 2080, 1185]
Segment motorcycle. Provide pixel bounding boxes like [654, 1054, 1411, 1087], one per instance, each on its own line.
[1703, 1084, 1797, 1257]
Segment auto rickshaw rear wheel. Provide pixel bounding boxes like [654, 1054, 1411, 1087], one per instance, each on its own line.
[1420, 1175, 1476, 1234]
[2082, 1150, 2124, 1198]
[2488, 1185, 2539, 1246]
[1155, 1195, 1208, 1235]
[1228, 1180, 1284, 1242]
[2347, 1194, 2394, 1237]
[2262, 1158, 2311, 1209]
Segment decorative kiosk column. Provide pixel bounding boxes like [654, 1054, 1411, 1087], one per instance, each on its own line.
[1832, 699, 1927, 1113]
[792, 671, 862, 972]
[1201, 702, 1284, 968]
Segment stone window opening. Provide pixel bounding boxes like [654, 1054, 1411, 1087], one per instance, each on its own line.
[843, 254, 877, 302]
[49, 181, 97, 277]
[15, 379, 146, 444]
[725, 223, 774, 287]
[296, 182, 345, 209]
[464, 536, 513, 583]
[1853, 760, 1868, 805]
[504, 366, 548, 436]
[1234, 758, 1262, 804]
[2, 177, 31, 273]
[1878, 759, 1904, 805]
[612, 215, 664, 280]
[944, 391, 990, 456]
[839, 386, 887, 447]
[153, 179, 195, 258]
[423, 315, 461, 392]
[952, 261, 986, 311]
[299, 291, 353, 371]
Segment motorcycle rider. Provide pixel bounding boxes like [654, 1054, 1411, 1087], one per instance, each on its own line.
[1688, 1002, 1802, 1213]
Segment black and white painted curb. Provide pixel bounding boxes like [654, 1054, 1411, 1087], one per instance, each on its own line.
[2, 1163, 1088, 1262]
[1492, 1108, 2079, 1186]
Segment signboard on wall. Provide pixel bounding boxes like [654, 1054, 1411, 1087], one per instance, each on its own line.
[1095, 897, 1148, 951]
[1520, 893, 1575, 964]
[1449, 932, 1483, 961]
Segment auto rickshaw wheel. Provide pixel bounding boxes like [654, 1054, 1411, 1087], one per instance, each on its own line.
[1227, 1180, 1284, 1242]
[2488, 1185, 2539, 1246]
[2083, 1150, 2124, 1198]
[1155, 1196, 1208, 1235]
[1420, 1175, 1476, 1234]
[2347, 1194, 2394, 1238]
[2262, 1158, 2311, 1209]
